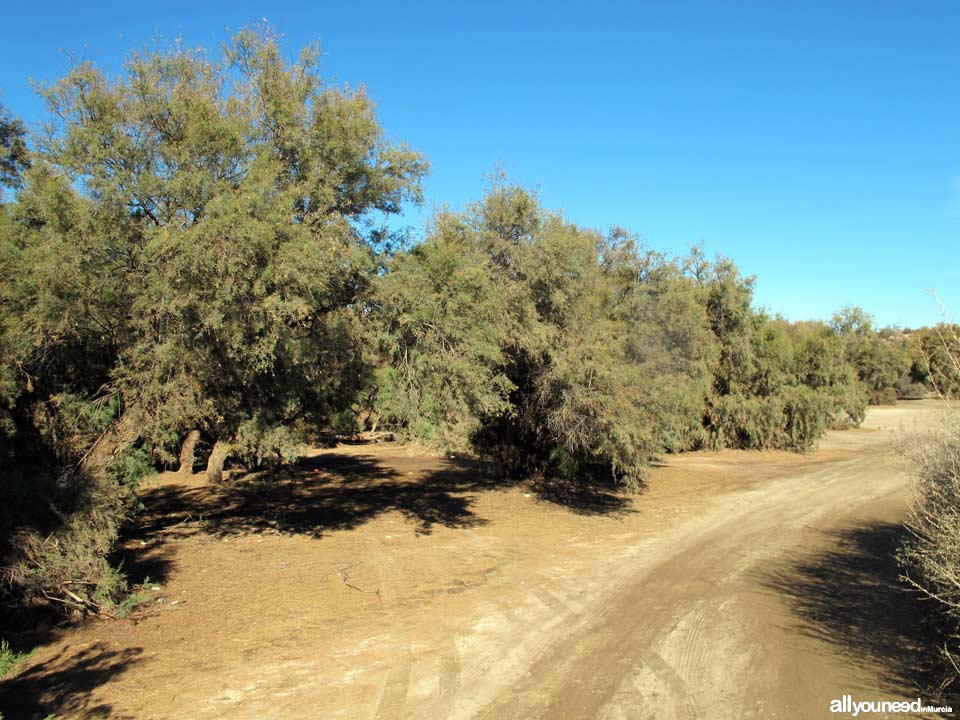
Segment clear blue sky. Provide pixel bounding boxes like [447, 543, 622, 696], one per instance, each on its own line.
[2, 1, 958, 328]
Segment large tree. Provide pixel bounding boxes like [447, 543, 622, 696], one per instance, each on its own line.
[0, 26, 426, 616]
[371, 182, 718, 489]
[26, 26, 427, 480]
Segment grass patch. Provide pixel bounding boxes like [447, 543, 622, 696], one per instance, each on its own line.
[0, 638, 33, 679]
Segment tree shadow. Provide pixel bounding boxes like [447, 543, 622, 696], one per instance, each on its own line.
[132, 449, 634, 545]
[111, 538, 177, 588]
[132, 453, 499, 540]
[530, 477, 635, 516]
[0, 642, 142, 719]
[757, 522, 959, 706]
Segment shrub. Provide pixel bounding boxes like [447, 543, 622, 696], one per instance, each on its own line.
[706, 386, 833, 452]
[0, 399, 145, 619]
[910, 325, 960, 397]
[3, 444, 143, 618]
[831, 307, 911, 404]
[871, 386, 900, 405]
[369, 212, 515, 452]
[374, 185, 718, 490]
[895, 379, 929, 400]
[0, 638, 32, 679]
[900, 409, 960, 681]
[825, 380, 868, 426]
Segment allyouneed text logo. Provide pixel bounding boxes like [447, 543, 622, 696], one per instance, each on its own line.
[830, 695, 953, 716]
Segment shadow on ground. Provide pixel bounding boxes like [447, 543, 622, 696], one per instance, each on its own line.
[759, 521, 959, 707]
[132, 453, 493, 540]
[531, 476, 635, 516]
[0, 642, 141, 719]
[131, 450, 631, 548]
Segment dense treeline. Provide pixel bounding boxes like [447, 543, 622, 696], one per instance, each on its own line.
[369, 183, 871, 488]
[0, 28, 956, 621]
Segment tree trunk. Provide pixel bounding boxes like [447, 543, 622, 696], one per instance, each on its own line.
[177, 430, 200, 474]
[205, 440, 231, 484]
[82, 411, 138, 475]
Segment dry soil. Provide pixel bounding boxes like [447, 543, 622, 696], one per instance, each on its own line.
[0, 401, 951, 719]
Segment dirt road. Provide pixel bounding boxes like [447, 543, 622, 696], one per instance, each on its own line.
[2, 402, 948, 719]
[466, 407, 937, 720]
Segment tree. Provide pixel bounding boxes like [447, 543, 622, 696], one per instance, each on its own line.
[831, 306, 910, 403]
[0, 101, 29, 191]
[32, 26, 427, 479]
[694, 261, 865, 450]
[910, 325, 960, 397]
[0, 25, 426, 617]
[372, 181, 717, 490]
[370, 210, 517, 450]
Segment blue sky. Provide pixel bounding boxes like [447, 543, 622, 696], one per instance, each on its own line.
[2, 1, 958, 328]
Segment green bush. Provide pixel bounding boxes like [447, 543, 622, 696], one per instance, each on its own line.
[4, 440, 146, 618]
[706, 387, 832, 452]
[374, 184, 718, 490]
[0, 638, 32, 679]
[871, 386, 899, 405]
[895, 379, 929, 400]
[372, 184, 868, 489]
[910, 325, 960, 397]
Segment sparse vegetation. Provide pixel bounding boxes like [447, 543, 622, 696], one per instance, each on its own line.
[899, 335, 960, 690]
[0, 639, 31, 679]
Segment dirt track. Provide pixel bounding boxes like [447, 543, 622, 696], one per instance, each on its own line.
[1, 402, 950, 719]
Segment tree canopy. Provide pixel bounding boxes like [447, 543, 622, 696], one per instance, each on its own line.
[0, 25, 947, 622]
[0, 26, 427, 616]
[0, 100, 29, 191]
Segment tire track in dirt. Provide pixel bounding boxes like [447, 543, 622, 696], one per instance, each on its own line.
[373, 656, 412, 720]
[14, 405, 932, 720]
[530, 585, 579, 619]
[673, 604, 709, 696]
[438, 639, 461, 698]
[638, 645, 700, 720]
[401, 569, 595, 719]
[469, 444, 910, 719]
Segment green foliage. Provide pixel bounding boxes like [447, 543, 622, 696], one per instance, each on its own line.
[0, 101, 29, 192]
[3, 429, 147, 617]
[370, 211, 516, 450]
[788, 321, 868, 424]
[894, 379, 928, 400]
[27, 25, 425, 468]
[504, 218, 716, 488]
[831, 306, 911, 403]
[370, 180, 875, 486]
[0, 25, 425, 620]
[0, 638, 33, 679]
[909, 325, 960, 397]
[691, 261, 865, 452]
[373, 182, 717, 489]
[2, 23, 939, 630]
[232, 415, 307, 468]
[115, 582, 151, 619]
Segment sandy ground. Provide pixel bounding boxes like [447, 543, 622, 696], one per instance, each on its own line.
[0, 401, 952, 719]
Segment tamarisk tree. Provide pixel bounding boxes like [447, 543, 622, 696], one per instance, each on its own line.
[25, 26, 426, 480]
[1, 25, 426, 616]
